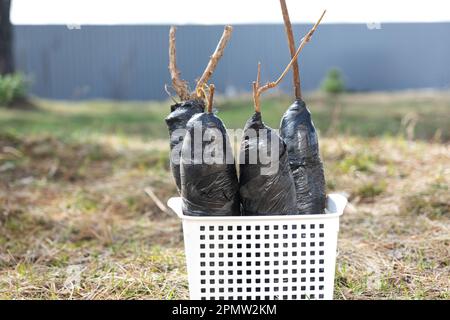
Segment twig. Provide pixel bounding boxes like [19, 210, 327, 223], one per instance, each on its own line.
[199, 84, 216, 113]
[279, 0, 301, 99]
[271, 10, 326, 89]
[252, 10, 326, 110]
[256, 61, 261, 86]
[207, 84, 215, 113]
[144, 187, 169, 215]
[195, 25, 233, 95]
[253, 63, 261, 112]
[168, 26, 190, 101]
[164, 84, 179, 104]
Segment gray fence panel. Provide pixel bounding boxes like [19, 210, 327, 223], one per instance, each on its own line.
[13, 23, 450, 100]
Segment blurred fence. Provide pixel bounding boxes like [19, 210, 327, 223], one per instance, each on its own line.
[13, 23, 450, 100]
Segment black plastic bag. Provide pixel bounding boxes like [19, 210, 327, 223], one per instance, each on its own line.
[280, 99, 326, 214]
[165, 99, 204, 192]
[239, 112, 297, 215]
[180, 112, 240, 216]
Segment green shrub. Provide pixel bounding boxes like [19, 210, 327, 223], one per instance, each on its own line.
[0, 73, 28, 106]
[321, 68, 345, 95]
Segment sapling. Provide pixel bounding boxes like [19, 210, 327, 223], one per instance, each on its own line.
[321, 68, 346, 134]
[239, 12, 325, 216]
[180, 84, 240, 216]
[165, 26, 232, 192]
[278, 3, 327, 214]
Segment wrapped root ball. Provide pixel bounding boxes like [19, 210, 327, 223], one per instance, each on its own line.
[180, 111, 240, 216]
[280, 99, 326, 214]
[165, 99, 204, 192]
[239, 112, 297, 215]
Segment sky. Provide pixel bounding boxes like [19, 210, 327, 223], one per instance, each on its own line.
[11, 0, 450, 25]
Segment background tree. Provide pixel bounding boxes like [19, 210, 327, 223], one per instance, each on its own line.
[321, 68, 345, 95]
[0, 0, 13, 75]
[0, 1, 29, 108]
[321, 68, 346, 134]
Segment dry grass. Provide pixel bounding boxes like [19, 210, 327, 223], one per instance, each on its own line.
[0, 94, 449, 299]
[0, 132, 186, 299]
[323, 137, 450, 299]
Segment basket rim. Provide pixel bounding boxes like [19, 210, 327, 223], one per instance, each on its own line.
[167, 193, 347, 222]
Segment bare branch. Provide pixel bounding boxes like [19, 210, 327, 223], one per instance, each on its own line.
[279, 0, 301, 99]
[271, 10, 326, 88]
[195, 25, 233, 95]
[144, 187, 169, 215]
[253, 10, 326, 111]
[252, 81, 258, 112]
[254, 63, 262, 113]
[168, 26, 190, 101]
[207, 84, 215, 113]
[256, 62, 261, 88]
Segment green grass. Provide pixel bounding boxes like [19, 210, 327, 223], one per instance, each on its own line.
[1, 91, 449, 142]
[0, 99, 167, 141]
[356, 181, 387, 200]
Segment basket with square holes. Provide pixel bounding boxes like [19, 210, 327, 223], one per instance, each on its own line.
[167, 193, 347, 300]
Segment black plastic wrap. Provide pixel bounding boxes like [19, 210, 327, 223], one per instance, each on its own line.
[165, 99, 205, 192]
[239, 112, 297, 216]
[280, 99, 326, 214]
[180, 113, 240, 216]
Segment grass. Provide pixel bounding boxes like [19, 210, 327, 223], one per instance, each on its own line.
[0, 91, 449, 299]
[1, 91, 449, 142]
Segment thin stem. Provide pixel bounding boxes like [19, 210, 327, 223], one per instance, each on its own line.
[256, 62, 261, 88]
[164, 84, 178, 104]
[195, 25, 233, 96]
[252, 10, 326, 110]
[168, 26, 190, 101]
[254, 63, 262, 112]
[272, 10, 326, 89]
[258, 10, 326, 97]
[207, 84, 215, 113]
[279, 0, 301, 99]
[252, 81, 258, 113]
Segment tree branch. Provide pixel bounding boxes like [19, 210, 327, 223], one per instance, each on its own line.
[168, 26, 190, 101]
[279, 0, 301, 99]
[271, 10, 326, 89]
[253, 10, 326, 111]
[195, 25, 233, 96]
[207, 84, 215, 113]
[253, 63, 262, 112]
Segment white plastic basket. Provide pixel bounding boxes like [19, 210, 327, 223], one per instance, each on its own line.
[168, 194, 347, 300]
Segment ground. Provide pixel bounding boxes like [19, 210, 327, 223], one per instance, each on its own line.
[0, 91, 449, 299]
